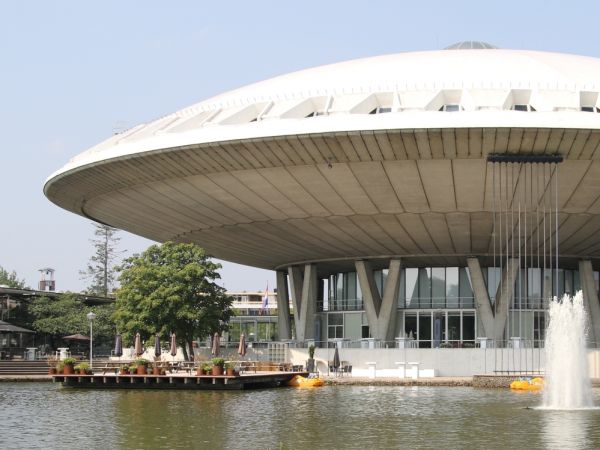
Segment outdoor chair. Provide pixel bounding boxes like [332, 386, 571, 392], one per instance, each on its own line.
[341, 363, 352, 376]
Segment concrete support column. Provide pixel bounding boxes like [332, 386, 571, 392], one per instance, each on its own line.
[493, 258, 520, 342]
[276, 270, 292, 340]
[467, 257, 494, 339]
[287, 264, 317, 343]
[579, 260, 600, 346]
[355, 259, 401, 342]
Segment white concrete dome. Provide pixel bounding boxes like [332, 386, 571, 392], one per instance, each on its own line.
[45, 46, 600, 273]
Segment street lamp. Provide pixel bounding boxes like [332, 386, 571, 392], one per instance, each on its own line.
[87, 312, 96, 370]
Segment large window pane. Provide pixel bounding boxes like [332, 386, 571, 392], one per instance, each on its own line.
[446, 267, 459, 308]
[462, 313, 475, 343]
[565, 270, 573, 296]
[448, 313, 461, 343]
[346, 272, 357, 309]
[574, 270, 581, 294]
[418, 313, 431, 348]
[419, 268, 431, 308]
[487, 267, 501, 303]
[459, 268, 473, 307]
[405, 268, 418, 308]
[397, 269, 406, 308]
[336, 273, 344, 302]
[557, 269, 565, 297]
[431, 268, 445, 308]
[528, 268, 541, 308]
[374, 270, 383, 297]
[404, 314, 417, 339]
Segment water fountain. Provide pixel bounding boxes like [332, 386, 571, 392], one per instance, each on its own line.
[541, 290, 594, 410]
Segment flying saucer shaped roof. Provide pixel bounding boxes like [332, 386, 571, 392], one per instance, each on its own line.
[444, 41, 498, 50]
[44, 47, 600, 272]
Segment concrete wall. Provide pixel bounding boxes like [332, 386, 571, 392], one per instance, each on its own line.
[288, 347, 600, 378]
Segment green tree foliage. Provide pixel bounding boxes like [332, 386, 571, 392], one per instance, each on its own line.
[114, 242, 233, 360]
[28, 293, 116, 349]
[0, 265, 27, 289]
[80, 222, 124, 297]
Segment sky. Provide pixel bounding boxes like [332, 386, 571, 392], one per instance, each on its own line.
[2, 0, 600, 293]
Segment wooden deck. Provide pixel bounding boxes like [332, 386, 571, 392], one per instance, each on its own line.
[52, 371, 308, 390]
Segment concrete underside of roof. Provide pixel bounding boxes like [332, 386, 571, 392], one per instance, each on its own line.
[45, 127, 600, 275]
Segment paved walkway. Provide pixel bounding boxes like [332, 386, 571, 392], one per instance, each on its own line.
[322, 375, 473, 386]
[0, 375, 52, 382]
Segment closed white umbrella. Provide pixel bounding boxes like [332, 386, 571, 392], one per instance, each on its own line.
[238, 333, 247, 357]
[134, 332, 143, 357]
[212, 332, 220, 357]
[170, 333, 177, 360]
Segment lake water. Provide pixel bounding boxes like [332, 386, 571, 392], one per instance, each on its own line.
[2, 383, 600, 449]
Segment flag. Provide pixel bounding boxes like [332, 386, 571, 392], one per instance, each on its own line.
[261, 283, 269, 313]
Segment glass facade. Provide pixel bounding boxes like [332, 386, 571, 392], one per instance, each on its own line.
[322, 265, 597, 344]
[400, 267, 474, 309]
[328, 272, 363, 311]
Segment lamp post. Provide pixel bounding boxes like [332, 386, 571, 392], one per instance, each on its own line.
[87, 312, 96, 370]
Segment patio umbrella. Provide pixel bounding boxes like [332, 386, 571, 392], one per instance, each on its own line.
[333, 346, 341, 375]
[237, 333, 247, 357]
[134, 332, 143, 357]
[63, 333, 90, 341]
[211, 332, 220, 357]
[170, 333, 177, 361]
[113, 334, 123, 358]
[154, 334, 161, 359]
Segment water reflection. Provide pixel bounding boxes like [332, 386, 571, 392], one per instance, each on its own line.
[2, 383, 600, 449]
[542, 410, 592, 450]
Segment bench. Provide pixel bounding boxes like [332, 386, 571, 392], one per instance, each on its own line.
[396, 361, 420, 379]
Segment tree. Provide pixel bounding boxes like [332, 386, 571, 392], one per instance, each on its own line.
[80, 222, 124, 297]
[27, 293, 116, 350]
[114, 242, 233, 360]
[0, 265, 26, 288]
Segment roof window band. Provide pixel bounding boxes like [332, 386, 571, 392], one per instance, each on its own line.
[486, 154, 563, 164]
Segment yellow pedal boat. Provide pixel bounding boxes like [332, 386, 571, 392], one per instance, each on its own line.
[287, 375, 324, 388]
[510, 377, 544, 391]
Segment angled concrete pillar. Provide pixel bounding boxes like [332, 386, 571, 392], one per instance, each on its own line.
[276, 270, 292, 340]
[467, 257, 494, 339]
[493, 258, 519, 342]
[287, 264, 317, 343]
[579, 260, 600, 346]
[355, 259, 401, 342]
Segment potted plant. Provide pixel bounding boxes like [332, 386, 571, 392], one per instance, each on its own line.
[225, 361, 236, 376]
[119, 364, 129, 375]
[47, 356, 59, 375]
[202, 362, 212, 375]
[56, 361, 64, 374]
[63, 357, 77, 375]
[135, 359, 149, 375]
[306, 345, 315, 373]
[211, 357, 225, 376]
[152, 363, 161, 376]
[128, 362, 138, 374]
[74, 362, 90, 375]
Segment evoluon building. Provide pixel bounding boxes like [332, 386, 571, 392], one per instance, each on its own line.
[45, 42, 600, 350]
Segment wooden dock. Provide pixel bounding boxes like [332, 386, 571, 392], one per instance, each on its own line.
[52, 371, 308, 390]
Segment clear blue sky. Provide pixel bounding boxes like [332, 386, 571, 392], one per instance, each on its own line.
[2, 0, 599, 292]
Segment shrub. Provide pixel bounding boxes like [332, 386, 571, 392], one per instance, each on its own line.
[135, 358, 150, 367]
[63, 357, 77, 365]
